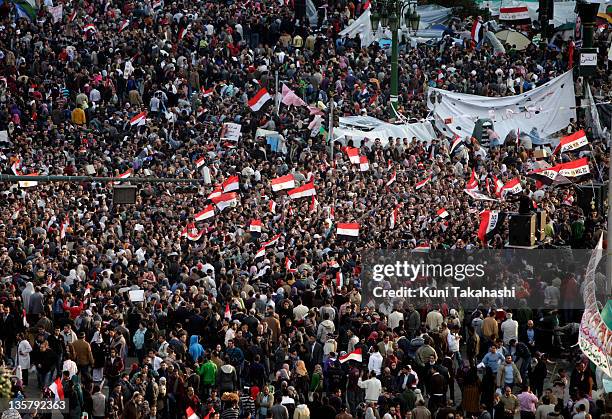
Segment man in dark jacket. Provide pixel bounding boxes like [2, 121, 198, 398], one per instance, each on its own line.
[305, 334, 323, 371]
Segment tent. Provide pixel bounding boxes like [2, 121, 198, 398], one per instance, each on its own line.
[333, 116, 436, 147]
[495, 30, 532, 50]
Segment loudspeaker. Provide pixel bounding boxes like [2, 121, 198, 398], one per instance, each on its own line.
[535, 210, 547, 241]
[576, 183, 607, 216]
[295, 0, 306, 19]
[509, 213, 536, 247]
[113, 185, 137, 204]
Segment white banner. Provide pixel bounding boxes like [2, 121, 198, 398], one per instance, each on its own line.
[428, 70, 576, 141]
[221, 123, 242, 142]
[499, 6, 530, 21]
[48, 5, 63, 23]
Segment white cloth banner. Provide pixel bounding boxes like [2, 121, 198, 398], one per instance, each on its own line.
[427, 70, 576, 141]
[221, 122, 242, 142]
[334, 115, 436, 147]
[48, 5, 63, 23]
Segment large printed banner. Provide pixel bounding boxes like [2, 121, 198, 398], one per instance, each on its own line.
[428, 71, 576, 141]
[578, 237, 612, 377]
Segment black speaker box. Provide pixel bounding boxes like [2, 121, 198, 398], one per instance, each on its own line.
[509, 213, 536, 247]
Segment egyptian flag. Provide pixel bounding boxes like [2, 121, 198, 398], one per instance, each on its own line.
[60, 216, 69, 239]
[478, 210, 506, 243]
[49, 377, 64, 401]
[118, 19, 129, 32]
[329, 206, 335, 220]
[262, 234, 281, 248]
[287, 182, 316, 199]
[224, 304, 231, 320]
[248, 88, 272, 111]
[222, 175, 240, 192]
[11, 159, 21, 175]
[68, 10, 77, 22]
[339, 347, 363, 363]
[386, 170, 397, 187]
[22, 309, 29, 328]
[271, 174, 295, 192]
[336, 223, 360, 241]
[152, 0, 162, 9]
[250, 219, 262, 236]
[389, 206, 399, 229]
[437, 208, 449, 219]
[195, 205, 215, 221]
[557, 157, 590, 178]
[499, 6, 531, 25]
[562, 191, 575, 206]
[212, 192, 238, 211]
[359, 156, 369, 172]
[450, 135, 462, 155]
[254, 246, 266, 260]
[285, 257, 297, 273]
[84, 284, 91, 297]
[186, 228, 203, 241]
[346, 147, 360, 164]
[195, 156, 206, 168]
[415, 176, 431, 190]
[554, 130, 589, 154]
[18, 173, 39, 188]
[113, 169, 132, 185]
[130, 111, 147, 126]
[201, 87, 214, 98]
[335, 271, 343, 289]
[527, 166, 560, 189]
[177, 26, 188, 41]
[187, 407, 200, 419]
[310, 196, 318, 213]
[466, 168, 478, 190]
[471, 19, 483, 44]
[414, 242, 431, 252]
[83, 23, 97, 33]
[268, 200, 277, 214]
[500, 177, 523, 199]
[207, 186, 223, 201]
[203, 408, 216, 419]
[493, 175, 505, 196]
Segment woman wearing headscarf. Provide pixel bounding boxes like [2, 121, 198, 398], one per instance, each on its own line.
[21, 282, 34, 314]
[309, 364, 323, 400]
[69, 374, 84, 419]
[292, 360, 309, 396]
[91, 325, 107, 384]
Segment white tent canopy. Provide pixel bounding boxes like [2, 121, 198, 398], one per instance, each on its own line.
[333, 116, 436, 147]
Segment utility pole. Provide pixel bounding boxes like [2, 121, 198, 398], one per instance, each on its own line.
[328, 94, 335, 161]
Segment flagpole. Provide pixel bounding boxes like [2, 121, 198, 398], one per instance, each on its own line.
[328, 93, 335, 161]
[275, 70, 280, 116]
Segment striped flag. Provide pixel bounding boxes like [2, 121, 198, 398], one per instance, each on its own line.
[207, 186, 223, 200]
[49, 377, 64, 401]
[414, 242, 431, 252]
[437, 208, 449, 219]
[359, 156, 369, 172]
[345, 147, 360, 164]
[450, 135, 462, 154]
[335, 271, 343, 289]
[415, 176, 431, 190]
[178, 27, 188, 41]
[285, 257, 297, 273]
[339, 347, 363, 363]
[83, 23, 97, 33]
[211, 192, 238, 211]
[254, 246, 266, 260]
[248, 88, 272, 112]
[187, 407, 199, 419]
[287, 182, 316, 199]
[222, 175, 240, 192]
[271, 174, 295, 192]
[386, 170, 397, 187]
[68, 10, 77, 22]
[554, 130, 589, 154]
[499, 177, 523, 199]
[262, 233, 281, 248]
[268, 200, 277, 214]
[113, 169, 132, 185]
[224, 304, 231, 320]
[478, 210, 506, 244]
[118, 19, 129, 32]
[466, 168, 478, 190]
[336, 223, 359, 241]
[201, 87, 214, 98]
[18, 173, 39, 188]
[22, 309, 29, 328]
[195, 205, 215, 221]
[130, 111, 147, 126]
[195, 156, 206, 168]
[250, 219, 262, 234]
[310, 195, 318, 213]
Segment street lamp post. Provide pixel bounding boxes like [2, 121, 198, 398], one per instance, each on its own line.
[370, 0, 420, 119]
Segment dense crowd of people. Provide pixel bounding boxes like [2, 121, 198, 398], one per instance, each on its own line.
[0, 0, 611, 418]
